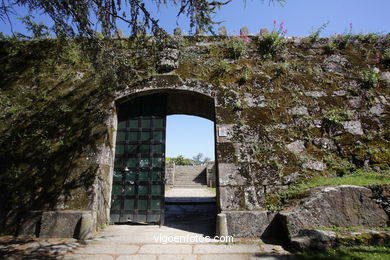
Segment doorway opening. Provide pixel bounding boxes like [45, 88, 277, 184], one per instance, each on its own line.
[110, 90, 217, 235]
[164, 115, 216, 236]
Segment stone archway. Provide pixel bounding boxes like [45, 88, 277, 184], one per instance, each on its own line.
[104, 78, 218, 226]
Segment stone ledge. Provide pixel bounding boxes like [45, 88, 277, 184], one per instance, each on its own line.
[18, 210, 94, 239]
[223, 210, 276, 238]
[40, 210, 93, 239]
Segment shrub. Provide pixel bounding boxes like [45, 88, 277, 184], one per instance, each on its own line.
[381, 49, 390, 65]
[324, 109, 350, 126]
[257, 20, 287, 58]
[360, 68, 380, 88]
[225, 37, 247, 59]
[324, 38, 338, 54]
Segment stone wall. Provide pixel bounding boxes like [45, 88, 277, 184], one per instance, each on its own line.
[206, 162, 216, 187]
[165, 161, 175, 187]
[1, 34, 389, 237]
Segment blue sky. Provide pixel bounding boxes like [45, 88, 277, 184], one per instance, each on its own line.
[1, 0, 389, 37]
[166, 115, 214, 160]
[1, 0, 389, 160]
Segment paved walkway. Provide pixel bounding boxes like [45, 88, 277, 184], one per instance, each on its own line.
[62, 225, 294, 260]
[165, 187, 215, 198]
[1, 188, 295, 259]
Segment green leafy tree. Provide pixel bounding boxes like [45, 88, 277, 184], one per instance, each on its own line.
[171, 155, 192, 165]
[0, 0, 284, 38]
[16, 15, 50, 39]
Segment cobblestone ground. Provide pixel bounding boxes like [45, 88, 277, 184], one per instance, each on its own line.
[1, 189, 295, 259]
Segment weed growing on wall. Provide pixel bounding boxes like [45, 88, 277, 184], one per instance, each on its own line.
[225, 37, 247, 59]
[309, 21, 330, 44]
[381, 49, 390, 65]
[360, 68, 380, 88]
[257, 20, 287, 58]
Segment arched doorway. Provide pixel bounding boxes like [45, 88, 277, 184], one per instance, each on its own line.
[110, 90, 216, 226]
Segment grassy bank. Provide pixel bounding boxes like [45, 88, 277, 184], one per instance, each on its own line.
[296, 245, 390, 260]
[266, 169, 390, 211]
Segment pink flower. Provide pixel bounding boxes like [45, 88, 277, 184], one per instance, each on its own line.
[283, 29, 288, 34]
[374, 53, 381, 62]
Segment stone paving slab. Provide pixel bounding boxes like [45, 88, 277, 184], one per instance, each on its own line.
[73, 244, 139, 254]
[199, 254, 250, 260]
[1, 225, 294, 260]
[158, 255, 197, 260]
[63, 254, 114, 260]
[193, 244, 262, 254]
[116, 255, 157, 260]
[138, 244, 192, 254]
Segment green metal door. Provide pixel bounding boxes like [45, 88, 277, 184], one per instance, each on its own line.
[110, 94, 166, 225]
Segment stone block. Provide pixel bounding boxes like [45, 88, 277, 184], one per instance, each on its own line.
[279, 185, 389, 238]
[158, 48, 179, 73]
[216, 142, 237, 163]
[342, 120, 364, 135]
[290, 229, 336, 251]
[79, 212, 94, 241]
[288, 106, 308, 116]
[381, 71, 390, 84]
[224, 210, 276, 237]
[218, 163, 248, 186]
[240, 27, 249, 36]
[304, 91, 327, 98]
[244, 186, 265, 210]
[219, 186, 243, 211]
[40, 210, 93, 239]
[218, 26, 227, 36]
[17, 211, 42, 236]
[322, 54, 348, 73]
[286, 140, 305, 153]
[302, 159, 326, 171]
[313, 138, 337, 151]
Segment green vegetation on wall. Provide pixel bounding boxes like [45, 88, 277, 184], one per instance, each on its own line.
[0, 32, 389, 232]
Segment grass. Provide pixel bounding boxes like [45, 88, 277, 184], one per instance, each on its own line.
[264, 169, 390, 209]
[208, 187, 216, 195]
[315, 226, 390, 233]
[284, 169, 389, 197]
[296, 246, 390, 260]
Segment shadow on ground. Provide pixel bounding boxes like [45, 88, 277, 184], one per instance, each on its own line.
[0, 236, 78, 260]
[164, 198, 216, 237]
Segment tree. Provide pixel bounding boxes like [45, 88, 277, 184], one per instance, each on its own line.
[170, 155, 192, 165]
[0, 0, 284, 38]
[192, 153, 211, 165]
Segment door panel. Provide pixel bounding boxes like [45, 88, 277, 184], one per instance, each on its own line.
[110, 94, 166, 225]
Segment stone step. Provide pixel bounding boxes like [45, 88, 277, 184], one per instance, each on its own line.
[175, 174, 206, 178]
[174, 175, 206, 179]
[174, 178, 206, 181]
[174, 185, 208, 188]
[174, 177, 206, 180]
[174, 180, 206, 183]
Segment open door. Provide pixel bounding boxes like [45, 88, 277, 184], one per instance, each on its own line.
[110, 94, 166, 225]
